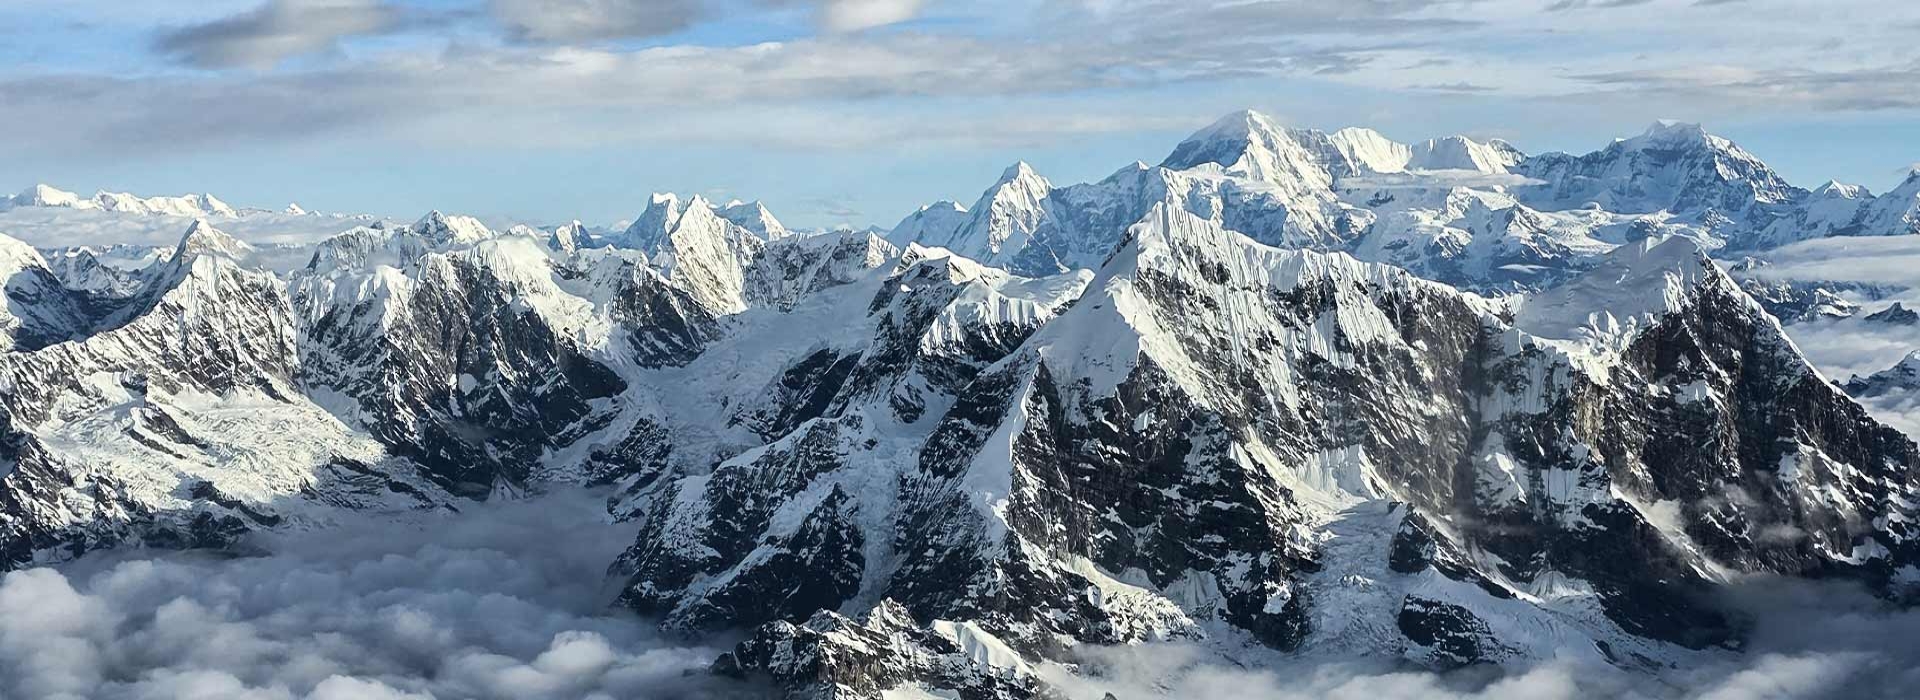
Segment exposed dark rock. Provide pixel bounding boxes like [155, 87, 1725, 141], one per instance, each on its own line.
[1866, 302, 1920, 325]
[1398, 596, 1513, 668]
[715, 600, 1057, 700]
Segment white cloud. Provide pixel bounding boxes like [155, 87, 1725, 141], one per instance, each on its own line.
[1736, 235, 1920, 382]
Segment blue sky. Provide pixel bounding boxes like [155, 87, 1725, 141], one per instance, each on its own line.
[2, 0, 1917, 230]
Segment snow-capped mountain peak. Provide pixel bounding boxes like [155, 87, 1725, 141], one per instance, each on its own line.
[1326, 126, 1414, 174]
[621, 193, 688, 250]
[997, 160, 1045, 185]
[1859, 169, 1920, 236]
[1627, 119, 1715, 149]
[886, 200, 969, 248]
[606, 192, 768, 314]
[1162, 109, 1283, 167]
[413, 210, 494, 246]
[1409, 135, 1522, 174]
[903, 162, 1057, 267]
[10, 183, 89, 209]
[717, 199, 789, 240]
[171, 219, 256, 264]
[1161, 109, 1330, 184]
[1514, 120, 1800, 222]
[550, 220, 588, 253]
[1813, 180, 1870, 199]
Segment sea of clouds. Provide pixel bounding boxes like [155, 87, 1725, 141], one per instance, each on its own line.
[0, 489, 769, 700]
[2, 486, 1916, 699]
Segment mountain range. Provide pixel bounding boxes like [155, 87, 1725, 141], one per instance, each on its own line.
[1, 110, 1917, 699]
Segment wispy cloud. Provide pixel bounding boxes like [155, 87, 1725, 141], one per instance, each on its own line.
[1545, 0, 1654, 10]
[0, 33, 1297, 157]
[804, 195, 864, 220]
[1571, 62, 1920, 111]
[490, 0, 705, 43]
[7, 0, 1920, 228]
[1406, 80, 1499, 92]
[155, 0, 400, 69]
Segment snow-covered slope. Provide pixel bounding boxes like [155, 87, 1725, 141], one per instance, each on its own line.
[1514, 236, 1714, 350]
[611, 194, 768, 314]
[886, 200, 969, 249]
[1860, 170, 1920, 238]
[0, 234, 99, 353]
[718, 200, 790, 240]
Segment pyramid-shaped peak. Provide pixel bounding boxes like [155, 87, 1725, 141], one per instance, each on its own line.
[1813, 180, 1870, 199]
[998, 161, 1045, 184]
[172, 218, 255, 264]
[1162, 109, 1307, 174]
[549, 220, 588, 252]
[640, 192, 688, 221]
[717, 199, 787, 240]
[620, 193, 696, 251]
[1194, 109, 1284, 139]
[195, 193, 237, 216]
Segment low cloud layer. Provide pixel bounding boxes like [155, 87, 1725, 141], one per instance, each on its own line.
[1740, 235, 1920, 379]
[0, 489, 768, 700]
[1734, 235, 1920, 435]
[1041, 577, 1920, 700]
[3, 483, 1916, 699]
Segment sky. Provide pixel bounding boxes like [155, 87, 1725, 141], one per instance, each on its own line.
[1, 0, 1918, 230]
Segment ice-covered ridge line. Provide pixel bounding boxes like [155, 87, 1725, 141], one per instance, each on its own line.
[901, 245, 1092, 360]
[0, 183, 362, 219]
[2, 184, 238, 218]
[1023, 203, 1496, 408]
